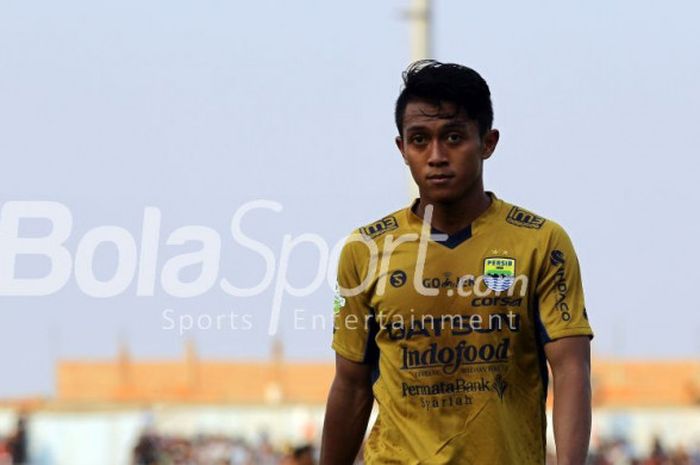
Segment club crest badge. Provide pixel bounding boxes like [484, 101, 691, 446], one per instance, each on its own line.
[483, 257, 516, 292]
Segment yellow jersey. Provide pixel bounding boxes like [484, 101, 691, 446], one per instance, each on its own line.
[331, 193, 593, 465]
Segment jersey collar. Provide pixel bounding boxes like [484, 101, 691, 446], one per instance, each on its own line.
[406, 192, 503, 249]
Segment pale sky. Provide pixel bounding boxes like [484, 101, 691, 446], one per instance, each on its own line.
[1, 0, 698, 397]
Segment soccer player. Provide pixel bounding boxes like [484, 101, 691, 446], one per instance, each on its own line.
[320, 60, 593, 465]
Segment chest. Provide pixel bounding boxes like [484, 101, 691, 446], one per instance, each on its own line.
[367, 234, 542, 329]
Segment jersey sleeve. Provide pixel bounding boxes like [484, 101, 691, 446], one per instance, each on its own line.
[535, 223, 593, 342]
[331, 234, 376, 363]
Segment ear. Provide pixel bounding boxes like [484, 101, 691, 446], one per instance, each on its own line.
[481, 129, 500, 160]
[395, 136, 409, 165]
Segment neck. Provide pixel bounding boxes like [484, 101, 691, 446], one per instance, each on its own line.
[415, 186, 491, 235]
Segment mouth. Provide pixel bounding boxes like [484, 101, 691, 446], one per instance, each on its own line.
[426, 173, 455, 185]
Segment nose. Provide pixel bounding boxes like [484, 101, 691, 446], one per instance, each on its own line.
[427, 140, 448, 167]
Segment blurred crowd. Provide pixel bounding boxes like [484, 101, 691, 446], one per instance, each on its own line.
[3, 418, 700, 465]
[548, 437, 700, 465]
[131, 432, 700, 465]
[0, 416, 27, 465]
[132, 433, 315, 465]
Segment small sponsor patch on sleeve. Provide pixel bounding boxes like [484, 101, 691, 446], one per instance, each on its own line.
[360, 216, 399, 238]
[332, 282, 346, 314]
[505, 206, 546, 229]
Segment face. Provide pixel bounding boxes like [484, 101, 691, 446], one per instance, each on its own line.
[396, 100, 499, 204]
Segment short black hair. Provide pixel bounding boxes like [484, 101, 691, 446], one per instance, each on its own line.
[395, 60, 493, 137]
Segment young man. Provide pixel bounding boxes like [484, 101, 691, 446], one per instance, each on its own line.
[321, 60, 593, 465]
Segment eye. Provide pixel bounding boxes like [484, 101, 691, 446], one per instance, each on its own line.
[446, 133, 463, 144]
[410, 134, 428, 145]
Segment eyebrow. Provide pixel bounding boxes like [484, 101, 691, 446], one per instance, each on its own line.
[404, 124, 429, 133]
[404, 120, 470, 133]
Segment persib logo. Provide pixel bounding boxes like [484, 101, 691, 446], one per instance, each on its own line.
[483, 257, 516, 292]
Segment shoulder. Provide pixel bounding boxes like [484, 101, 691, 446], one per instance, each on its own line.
[340, 206, 412, 258]
[356, 207, 408, 239]
[496, 198, 571, 244]
[349, 206, 413, 243]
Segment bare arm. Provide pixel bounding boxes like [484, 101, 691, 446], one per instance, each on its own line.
[544, 336, 592, 465]
[320, 353, 374, 465]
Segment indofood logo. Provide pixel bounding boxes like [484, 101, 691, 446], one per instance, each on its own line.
[483, 257, 516, 292]
[401, 338, 510, 375]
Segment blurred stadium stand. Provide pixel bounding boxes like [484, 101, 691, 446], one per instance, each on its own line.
[0, 340, 698, 464]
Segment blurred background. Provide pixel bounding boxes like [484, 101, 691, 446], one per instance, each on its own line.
[1, 0, 699, 464]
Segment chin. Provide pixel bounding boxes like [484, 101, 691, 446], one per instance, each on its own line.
[420, 187, 463, 205]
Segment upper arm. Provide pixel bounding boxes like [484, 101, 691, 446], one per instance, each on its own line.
[332, 235, 376, 362]
[544, 336, 591, 374]
[334, 353, 374, 391]
[535, 224, 594, 342]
